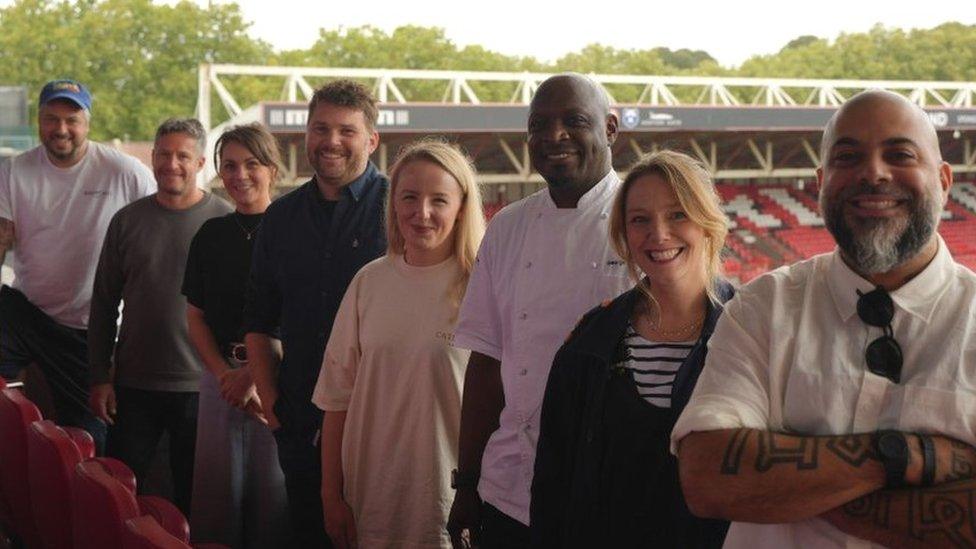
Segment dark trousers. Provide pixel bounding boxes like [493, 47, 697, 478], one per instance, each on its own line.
[0, 285, 106, 453]
[273, 425, 332, 549]
[481, 502, 531, 549]
[108, 386, 198, 515]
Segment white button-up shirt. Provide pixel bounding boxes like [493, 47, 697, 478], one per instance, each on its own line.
[455, 171, 631, 525]
[672, 237, 976, 548]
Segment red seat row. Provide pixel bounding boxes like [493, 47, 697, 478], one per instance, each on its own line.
[0, 379, 226, 548]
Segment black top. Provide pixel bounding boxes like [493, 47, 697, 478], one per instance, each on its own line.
[242, 163, 388, 434]
[182, 212, 266, 350]
[530, 282, 734, 549]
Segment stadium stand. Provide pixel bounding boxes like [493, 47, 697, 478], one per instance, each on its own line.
[712, 180, 976, 282]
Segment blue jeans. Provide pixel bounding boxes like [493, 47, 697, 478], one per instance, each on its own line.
[190, 372, 289, 548]
[0, 285, 106, 453]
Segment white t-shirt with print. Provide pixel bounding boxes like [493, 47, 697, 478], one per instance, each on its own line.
[0, 142, 155, 328]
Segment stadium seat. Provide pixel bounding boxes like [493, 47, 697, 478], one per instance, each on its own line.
[27, 420, 95, 548]
[124, 515, 193, 549]
[72, 459, 191, 549]
[124, 515, 229, 549]
[0, 387, 43, 548]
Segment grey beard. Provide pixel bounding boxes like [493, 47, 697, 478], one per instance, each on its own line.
[822, 187, 940, 275]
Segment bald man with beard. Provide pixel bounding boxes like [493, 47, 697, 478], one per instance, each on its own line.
[673, 90, 976, 548]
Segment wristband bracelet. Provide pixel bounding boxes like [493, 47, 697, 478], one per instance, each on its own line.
[920, 434, 936, 487]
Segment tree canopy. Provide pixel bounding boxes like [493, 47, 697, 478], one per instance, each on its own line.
[1, 0, 973, 140]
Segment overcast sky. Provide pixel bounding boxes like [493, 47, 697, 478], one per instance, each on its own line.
[4, 0, 974, 67]
[212, 0, 976, 67]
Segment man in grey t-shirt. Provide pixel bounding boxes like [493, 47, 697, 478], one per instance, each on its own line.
[87, 118, 232, 514]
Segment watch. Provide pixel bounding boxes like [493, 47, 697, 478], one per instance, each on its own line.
[451, 469, 479, 491]
[874, 431, 909, 488]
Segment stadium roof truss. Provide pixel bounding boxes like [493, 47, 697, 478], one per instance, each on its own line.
[197, 64, 976, 186]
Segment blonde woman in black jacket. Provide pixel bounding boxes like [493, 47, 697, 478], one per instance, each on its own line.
[531, 150, 732, 548]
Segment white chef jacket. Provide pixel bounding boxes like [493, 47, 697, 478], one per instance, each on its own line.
[454, 170, 632, 525]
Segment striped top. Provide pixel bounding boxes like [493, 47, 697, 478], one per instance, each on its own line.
[617, 324, 695, 408]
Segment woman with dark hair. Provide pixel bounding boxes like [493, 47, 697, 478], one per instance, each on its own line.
[530, 150, 732, 548]
[182, 123, 289, 548]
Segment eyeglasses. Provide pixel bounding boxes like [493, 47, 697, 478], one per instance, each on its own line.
[855, 286, 903, 383]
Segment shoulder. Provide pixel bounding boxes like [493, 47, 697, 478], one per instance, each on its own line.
[3, 146, 45, 173]
[266, 183, 309, 215]
[736, 254, 822, 302]
[562, 289, 637, 353]
[115, 194, 156, 217]
[88, 142, 150, 172]
[195, 213, 231, 237]
[204, 192, 233, 214]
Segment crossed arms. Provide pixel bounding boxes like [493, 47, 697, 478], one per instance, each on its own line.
[677, 428, 976, 548]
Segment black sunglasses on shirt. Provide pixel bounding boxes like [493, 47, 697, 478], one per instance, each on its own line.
[856, 286, 903, 384]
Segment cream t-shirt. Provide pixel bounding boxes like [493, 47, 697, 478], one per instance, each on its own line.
[313, 254, 468, 549]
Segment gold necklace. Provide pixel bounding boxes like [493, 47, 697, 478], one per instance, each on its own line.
[645, 315, 703, 337]
[232, 213, 262, 241]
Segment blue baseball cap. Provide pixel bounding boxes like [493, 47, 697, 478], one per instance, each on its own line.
[39, 79, 92, 111]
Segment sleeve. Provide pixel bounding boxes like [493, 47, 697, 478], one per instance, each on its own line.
[453, 222, 503, 360]
[87, 213, 126, 385]
[670, 291, 773, 454]
[311, 269, 364, 412]
[0, 158, 12, 221]
[530, 342, 587, 549]
[242, 209, 281, 335]
[181, 224, 207, 310]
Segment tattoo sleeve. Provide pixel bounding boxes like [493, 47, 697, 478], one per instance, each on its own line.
[720, 429, 876, 475]
[836, 481, 976, 548]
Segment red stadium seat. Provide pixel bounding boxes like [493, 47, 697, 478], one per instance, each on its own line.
[124, 515, 192, 549]
[72, 459, 191, 549]
[27, 420, 95, 548]
[124, 515, 228, 549]
[0, 387, 43, 547]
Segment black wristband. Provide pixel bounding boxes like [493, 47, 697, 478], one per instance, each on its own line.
[920, 434, 936, 487]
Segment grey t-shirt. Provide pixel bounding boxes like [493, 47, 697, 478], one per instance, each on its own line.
[88, 192, 233, 392]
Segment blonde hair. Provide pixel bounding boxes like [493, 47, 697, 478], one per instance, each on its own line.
[609, 149, 728, 304]
[386, 139, 486, 315]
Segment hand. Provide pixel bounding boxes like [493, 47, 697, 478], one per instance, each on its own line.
[262, 393, 281, 431]
[447, 488, 482, 549]
[323, 497, 358, 549]
[89, 383, 117, 425]
[243, 398, 268, 425]
[218, 367, 257, 409]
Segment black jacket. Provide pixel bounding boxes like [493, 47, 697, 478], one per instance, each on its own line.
[530, 283, 733, 548]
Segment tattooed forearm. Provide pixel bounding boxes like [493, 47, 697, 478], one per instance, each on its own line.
[721, 429, 752, 474]
[835, 481, 976, 548]
[721, 431, 875, 475]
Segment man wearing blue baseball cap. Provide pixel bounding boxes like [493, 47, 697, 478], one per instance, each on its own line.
[0, 78, 155, 452]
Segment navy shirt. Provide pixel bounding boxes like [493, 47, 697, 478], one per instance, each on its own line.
[244, 162, 388, 433]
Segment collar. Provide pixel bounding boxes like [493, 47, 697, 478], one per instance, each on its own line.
[307, 161, 378, 203]
[539, 170, 620, 211]
[828, 235, 954, 324]
[568, 280, 734, 361]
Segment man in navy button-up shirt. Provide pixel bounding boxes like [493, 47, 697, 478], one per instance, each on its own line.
[244, 80, 388, 548]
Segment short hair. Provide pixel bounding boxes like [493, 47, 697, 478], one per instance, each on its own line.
[609, 149, 729, 304]
[306, 80, 379, 131]
[154, 118, 206, 155]
[213, 123, 286, 188]
[386, 139, 486, 315]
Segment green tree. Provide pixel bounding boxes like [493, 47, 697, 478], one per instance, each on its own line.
[0, 0, 274, 140]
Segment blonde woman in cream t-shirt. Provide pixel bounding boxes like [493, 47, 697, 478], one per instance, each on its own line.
[313, 140, 486, 549]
